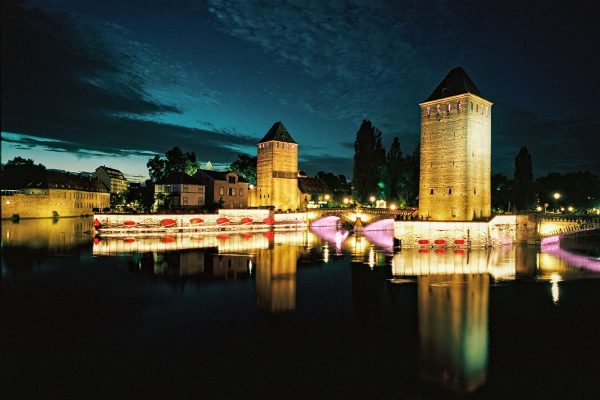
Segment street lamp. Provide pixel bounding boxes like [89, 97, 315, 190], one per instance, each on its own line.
[553, 193, 560, 212]
[343, 197, 349, 206]
[369, 195, 376, 206]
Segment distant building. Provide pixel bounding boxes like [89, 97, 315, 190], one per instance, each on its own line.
[154, 173, 205, 211]
[92, 166, 128, 194]
[254, 121, 300, 211]
[194, 169, 249, 209]
[315, 172, 351, 202]
[418, 67, 492, 221]
[298, 175, 332, 209]
[1, 170, 110, 219]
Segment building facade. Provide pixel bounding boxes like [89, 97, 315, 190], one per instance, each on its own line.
[194, 169, 249, 209]
[1, 171, 110, 219]
[418, 67, 492, 221]
[154, 173, 205, 211]
[254, 121, 300, 211]
[92, 166, 128, 194]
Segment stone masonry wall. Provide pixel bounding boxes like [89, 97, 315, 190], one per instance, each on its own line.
[418, 93, 492, 221]
[2, 190, 110, 219]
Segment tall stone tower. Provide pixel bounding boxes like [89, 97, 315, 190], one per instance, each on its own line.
[256, 121, 300, 211]
[418, 67, 492, 221]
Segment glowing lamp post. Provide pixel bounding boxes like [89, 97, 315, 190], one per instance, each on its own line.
[343, 197, 349, 206]
[553, 193, 560, 212]
[369, 196, 376, 207]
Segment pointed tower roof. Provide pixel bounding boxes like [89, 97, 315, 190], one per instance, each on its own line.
[425, 67, 485, 102]
[259, 121, 297, 144]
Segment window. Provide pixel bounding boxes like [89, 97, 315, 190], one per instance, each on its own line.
[476, 104, 479, 113]
[474, 189, 477, 195]
[198, 186, 204, 193]
[448, 188, 452, 194]
[447, 103, 451, 112]
[426, 106, 431, 116]
[228, 176, 236, 184]
[228, 188, 236, 196]
[183, 196, 188, 205]
[183, 184, 188, 192]
[430, 189, 434, 195]
[457, 100, 461, 111]
[219, 187, 224, 196]
[470, 101, 473, 110]
[436, 104, 441, 114]
[239, 189, 243, 196]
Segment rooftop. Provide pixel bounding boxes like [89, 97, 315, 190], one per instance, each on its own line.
[259, 121, 297, 144]
[425, 67, 486, 102]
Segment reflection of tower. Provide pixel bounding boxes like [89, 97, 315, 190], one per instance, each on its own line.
[255, 245, 298, 314]
[419, 274, 489, 392]
[255, 121, 300, 211]
[418, 67, 492, 221]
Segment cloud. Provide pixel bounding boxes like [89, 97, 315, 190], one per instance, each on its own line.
[492, 103, 600, 176]
[1, 0, 242, 163]
[207, 0, 456, 133]
[299, 153, 353, 178]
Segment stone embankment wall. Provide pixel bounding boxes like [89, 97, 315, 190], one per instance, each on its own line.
[2, 191, 109, 219]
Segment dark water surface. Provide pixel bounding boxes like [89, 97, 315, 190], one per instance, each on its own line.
[2, 218, 600, 399]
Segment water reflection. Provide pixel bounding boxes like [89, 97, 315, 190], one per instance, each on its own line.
[255, 245, 298, 314]
[418, 274, 489, 392]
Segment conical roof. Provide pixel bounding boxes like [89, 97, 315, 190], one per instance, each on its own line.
[425, 67, 485, 102]
[259, 121, 297, 144]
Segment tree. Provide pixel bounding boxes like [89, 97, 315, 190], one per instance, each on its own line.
[491, 173, 510, 211]
[1, 157, 46, 189]
[353, 120, 386, 203]
[397, 142, 419, 207]
[386, 137, 403, 202]
[146, 147, 201, 182]
[230, 154, 257, 185]
[513, 146, 534, 211]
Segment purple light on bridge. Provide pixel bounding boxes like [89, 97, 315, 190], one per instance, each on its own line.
[363, 218, 394, 231]
[361, 229, 394, 251]
[541, 242, 600, 272]
[311, 216, 340, 227]
[310, 225, 349, 249]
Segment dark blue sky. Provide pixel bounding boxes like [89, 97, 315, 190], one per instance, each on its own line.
[2, 0, 599, 180]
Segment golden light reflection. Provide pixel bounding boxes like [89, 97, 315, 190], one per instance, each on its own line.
[419, 274, 489, 392]
[255, 245, 298, 314]
[550, 272, 562, 305]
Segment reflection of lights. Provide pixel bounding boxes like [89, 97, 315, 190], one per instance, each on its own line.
[368, 247, 375, 269]
[323, 244, 330, 263]
[335, 231, 342, 251]
[248, 259, 253, 275]
[550, 272, 562, 305]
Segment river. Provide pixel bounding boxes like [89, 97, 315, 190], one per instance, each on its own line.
[2, 218, 599, 399]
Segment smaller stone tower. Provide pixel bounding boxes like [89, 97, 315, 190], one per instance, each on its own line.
[256, 122, 300, 211]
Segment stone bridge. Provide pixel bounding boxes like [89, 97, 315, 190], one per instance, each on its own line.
[537, 215, 600, 240]
[308, 207, 417, 229]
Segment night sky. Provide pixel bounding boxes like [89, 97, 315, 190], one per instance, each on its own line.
[2, 0, 599, 181]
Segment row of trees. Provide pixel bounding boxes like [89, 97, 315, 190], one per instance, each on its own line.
[493, 147, 600, 212]
[352, 120, 419, 206]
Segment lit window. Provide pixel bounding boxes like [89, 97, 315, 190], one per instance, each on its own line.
[447, 103, 451, 112]
[436, 104, 441, 114]
[457, 100, 461, 111]
[426, 106, 431, 116]
[219, 187, 224, 195]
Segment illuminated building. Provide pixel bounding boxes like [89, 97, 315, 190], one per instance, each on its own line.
[254, 121, 300, 211]
[418, 67, 492, 221]
[92, 165, 128, 194]
[194, 169, 249, 209]
[153, 173, 205, 211]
